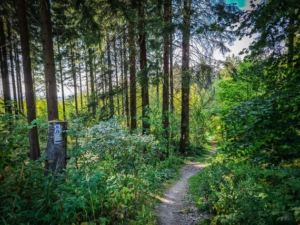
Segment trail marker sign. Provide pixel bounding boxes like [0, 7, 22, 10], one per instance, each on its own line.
[54, 124, 62, 144]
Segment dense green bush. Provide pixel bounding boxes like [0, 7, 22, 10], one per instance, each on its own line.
[189, 153, 300, 225]
[222, 89, 300, 160]
[1, 118, 183, 224]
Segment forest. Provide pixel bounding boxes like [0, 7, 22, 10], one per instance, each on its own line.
[0, 0, 300, 224]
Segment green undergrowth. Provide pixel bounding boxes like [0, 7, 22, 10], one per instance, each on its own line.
[0, 118, 184, 225]
[184, 142, 212, 163]
[189, 151, 300, 225]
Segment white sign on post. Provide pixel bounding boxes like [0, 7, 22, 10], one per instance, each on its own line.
[54, 124, 62, 144]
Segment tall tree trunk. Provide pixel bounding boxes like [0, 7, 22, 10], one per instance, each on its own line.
[120, 36, 125, 116]
[107, 34, 114, 118]
[129, 24, 136, 130]
[39, 0, 59, 120]
[17, 0, 40, 160]
[103, 52, 108, 107]
[170, 36, 174, 113]
[70, 45, 78, 116]
[84, 47, 89, 112]
[123, 30, 130, 127]
[0, 16, 12, 114]
[138, 0, 150, 134]
[100, 52, 106, 107]
[169, 2, 174, 113]
[156, 57, 159, 108]
[155, 0, 162, 109]
[162, 0, 170, 147]
[14, 43, 24, 112]
[7, 20, 18, 117]
[57, 39, 66, 120]
[113, 38, 120, 115]
[88, 48, 96, 117]
[77, 42, 83, 111]
[78, 60, 83, 111]
[179, 0, 191, 154]
[93, 56, 98, 109]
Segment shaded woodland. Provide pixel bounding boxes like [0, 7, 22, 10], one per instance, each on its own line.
[1, 0, 300, 224]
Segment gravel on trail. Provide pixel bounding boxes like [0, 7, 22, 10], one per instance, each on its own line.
[156, 144, 216, 225]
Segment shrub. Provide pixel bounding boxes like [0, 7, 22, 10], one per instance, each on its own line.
[190, 153, 300, 225]
[1, 118, 182, 224]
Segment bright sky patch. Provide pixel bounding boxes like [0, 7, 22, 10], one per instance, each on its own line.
[225, 0, 246, 8]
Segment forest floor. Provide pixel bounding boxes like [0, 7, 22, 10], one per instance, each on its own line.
[156, 143, 216, 225]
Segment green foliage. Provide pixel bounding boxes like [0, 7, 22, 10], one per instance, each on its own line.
[190, 42, 300, 223]
[189, 153, 300, 225]
[189, 98, 210, 146]
[0, 118, 183, 224]
[211, 54, 300, 160]
[0, 112, 29, 171]
[222, 89, 300, 160]
[237, 0, 300, 61]
[80, 119, 163, 172]
[215, 78, 249, 110]
[216, 0, 300, 161]
[142, 105, 181, 156]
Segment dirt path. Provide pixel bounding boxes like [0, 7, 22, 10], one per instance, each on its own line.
[156, 144, 216, 225]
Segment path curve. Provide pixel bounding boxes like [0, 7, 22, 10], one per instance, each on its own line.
[156, 143, 216, 225]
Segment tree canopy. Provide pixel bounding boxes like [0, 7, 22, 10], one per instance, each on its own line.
[1, 0, 300, 224]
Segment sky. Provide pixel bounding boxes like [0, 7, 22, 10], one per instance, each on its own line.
[214, 0, 252, 60]
[226, 0, 247, 8]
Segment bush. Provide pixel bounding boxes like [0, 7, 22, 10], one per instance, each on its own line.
[1, 118, 183, 224]
[189, 153, 300, 225]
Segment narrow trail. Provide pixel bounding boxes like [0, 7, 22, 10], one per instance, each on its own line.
[156, 143, 216, 225]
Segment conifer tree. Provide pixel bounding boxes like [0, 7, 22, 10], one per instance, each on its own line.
[162, 0, 171, 145]
[0, 16, 12, 114]
[138, 0, 150, 134]
[180, 0, 191, 154]
[39, 0, 58, 120]
[17, 0, 40, 160]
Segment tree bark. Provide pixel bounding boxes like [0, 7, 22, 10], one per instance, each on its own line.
[138, 0, 150, 134]
[84, 47, 89, 112]
[107, 34, 114, 118]
[100, 52, 106, 107]
[14, 43, 24, 112]
[93, 56, 98, 108]
[79, 68, 83, 110]
[88, 48, 96, 117]
[70, 44, 78, 116]
[120, 35, 125, 116]
[163, 0, 171, 147]
[39, 0, 59, 120]
[113, 38, 120, 116]
[45, 121, 67, 176]
[169, 2, 174, 113]
[7, 20, 18, 117]
[129, 23, 136, 130]
[170, 36, 174, 113]
[78, 47, 83, 111]
[179, 0, 191, 154]
[0, 16, 12, 114]
[156, 57, 159, 108]
[123, 30, 130, 127]
[17, 0, 41, 160]
[57, 39, 66, 120]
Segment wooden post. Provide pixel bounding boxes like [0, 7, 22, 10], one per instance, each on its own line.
[45, 120, 67, 176]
